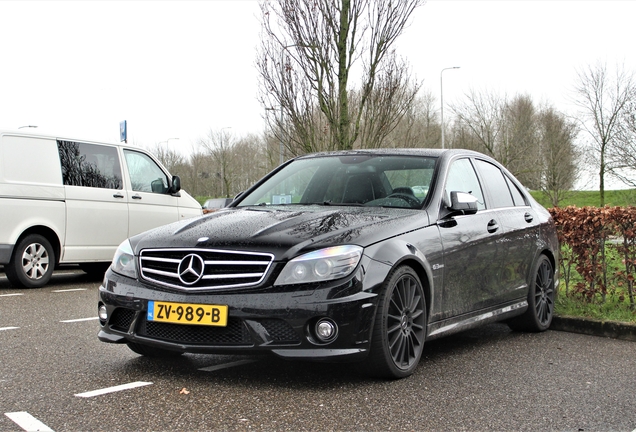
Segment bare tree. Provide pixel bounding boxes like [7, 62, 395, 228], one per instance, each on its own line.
[450, 88, 505, 157]
[573, 62, 635, 206]
[611, 98, 636, 187]
[148, 143, 185, 174]
[500, 95, 540, 187]
[383, 89, 440, 148]
[257, 0, 424, 154]
[537, 106, 580, 206]
[200, 129, 235, 198]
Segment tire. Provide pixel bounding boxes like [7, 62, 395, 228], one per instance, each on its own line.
[5, 234, 55, 288]
[507, 255, 555, 332]
[364, 266, 427, 379]
[126, 342, 184, 358]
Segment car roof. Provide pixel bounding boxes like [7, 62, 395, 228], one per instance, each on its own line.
[295, 148, 486, 160]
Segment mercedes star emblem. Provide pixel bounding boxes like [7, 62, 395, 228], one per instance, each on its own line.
[177, 254, 205, 285]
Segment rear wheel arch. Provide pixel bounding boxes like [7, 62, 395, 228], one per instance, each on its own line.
[14, 226, 61, 267]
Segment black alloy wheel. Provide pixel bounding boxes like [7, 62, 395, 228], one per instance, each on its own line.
[5, 234, 55, 288]
[508, 254, 555, 332]
[364, 266, 426, 379]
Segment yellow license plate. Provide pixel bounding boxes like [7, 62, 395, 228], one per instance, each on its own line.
[147, 301, 228, 327]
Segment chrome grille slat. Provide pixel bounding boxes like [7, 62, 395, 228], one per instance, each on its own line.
[202, 273, 265, 280]
[139, 248, 274, 291]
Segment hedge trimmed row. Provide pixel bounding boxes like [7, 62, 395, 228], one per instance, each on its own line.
[549, 206, 636, 309]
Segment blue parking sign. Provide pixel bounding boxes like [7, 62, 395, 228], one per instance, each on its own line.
[120, 120, 127, 143]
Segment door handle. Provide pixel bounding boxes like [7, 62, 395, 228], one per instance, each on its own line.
[132, 194, 142, 200]
[524, 212, 534, 223]
[487, 219, 499, 233]
[113, 193, 124, 199]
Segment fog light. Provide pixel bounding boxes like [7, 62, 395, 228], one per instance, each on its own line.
[98, 304, 108, 321]
[315, 318, 337, 342]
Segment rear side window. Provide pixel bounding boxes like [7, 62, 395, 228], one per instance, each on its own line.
[474, 160, 514, 209]
[505, 175, 528, 206]
[57, 140, 123, 189]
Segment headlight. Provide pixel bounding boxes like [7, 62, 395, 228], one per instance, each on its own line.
[111, 239, 137, 279]
[275, 245, 363, 286]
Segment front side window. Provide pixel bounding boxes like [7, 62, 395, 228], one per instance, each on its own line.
[444, 158, 485, 210]
[57, 140, 122, 189]
[124, 150, 169, 194]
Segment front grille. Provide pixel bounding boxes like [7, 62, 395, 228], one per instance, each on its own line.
[139, 248, 274, 291]
[138, 317, 252, 345]
[109, 307, 135, 332]
[259, 319, 300, 343]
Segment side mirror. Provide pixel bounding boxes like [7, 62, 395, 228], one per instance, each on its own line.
[168, 175, 182, 194]
[449, 191, 478, 215]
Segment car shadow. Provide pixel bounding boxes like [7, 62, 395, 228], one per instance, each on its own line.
[0, 266, 104, 290]
[110, 322, 526, 389]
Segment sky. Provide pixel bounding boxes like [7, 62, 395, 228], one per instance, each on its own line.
[1, 0, 635, 175]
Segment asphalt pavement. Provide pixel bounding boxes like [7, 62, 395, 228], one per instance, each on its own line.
[1, 268, 635, 432]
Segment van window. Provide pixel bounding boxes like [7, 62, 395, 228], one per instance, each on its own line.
[123, 150, 169, 194]
[57, 141, 123, 189]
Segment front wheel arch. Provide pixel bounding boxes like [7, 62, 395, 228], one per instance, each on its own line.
[363, 265, 428, 379]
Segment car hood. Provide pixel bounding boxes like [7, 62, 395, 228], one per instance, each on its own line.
[131, 205, 431, 261]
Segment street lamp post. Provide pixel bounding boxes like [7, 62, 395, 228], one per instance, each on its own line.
[159, 137, 179, 146]
[440, 66, 460, 150]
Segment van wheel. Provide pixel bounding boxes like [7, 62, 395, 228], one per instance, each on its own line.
[5, 234, 56, 288]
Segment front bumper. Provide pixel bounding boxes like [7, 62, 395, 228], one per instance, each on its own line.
[98, 259, 387, 362]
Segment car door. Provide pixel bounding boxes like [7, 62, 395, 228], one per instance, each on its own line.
[474, 159, 540, 300]
[438, 157, 507, 319]
[58, 140, 128, 261]
[122, 149, 179, 236]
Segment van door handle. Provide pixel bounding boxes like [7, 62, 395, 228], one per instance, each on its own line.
[524, 212, 534, 223]
[487, 219, 499, 233]
[132, 194, 142, 200]
[113, 193, 124, 199]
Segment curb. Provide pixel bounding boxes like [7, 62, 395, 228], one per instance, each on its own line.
[550, 315, 636, 342]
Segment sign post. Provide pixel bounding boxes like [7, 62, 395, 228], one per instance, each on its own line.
[120, 120, 127, 143]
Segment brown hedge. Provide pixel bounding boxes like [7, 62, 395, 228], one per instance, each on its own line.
[549, 206, 636, 308]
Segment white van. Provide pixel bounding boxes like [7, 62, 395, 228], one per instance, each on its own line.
[0, 129, 202, 288]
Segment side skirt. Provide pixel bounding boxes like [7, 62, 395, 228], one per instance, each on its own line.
[426, 300, 528, 341]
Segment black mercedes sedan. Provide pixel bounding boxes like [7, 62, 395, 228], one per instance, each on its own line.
[98, 149, 559, 379]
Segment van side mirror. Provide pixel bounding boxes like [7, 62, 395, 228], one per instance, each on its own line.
[169, 175, 182, 194]
[449, 191, 478, 215]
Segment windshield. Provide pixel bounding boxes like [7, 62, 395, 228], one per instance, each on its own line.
[237, 154, 437, 209]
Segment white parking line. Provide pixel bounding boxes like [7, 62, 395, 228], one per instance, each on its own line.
[51, 288, 87, 293]
[60, 317, 99, 323]
[5, 411, 54, 432]
[0, 293, 23, 297]
[75, 381, 153, 398]
[199, 359, 258, 372]
[0, 327, 19, 331]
